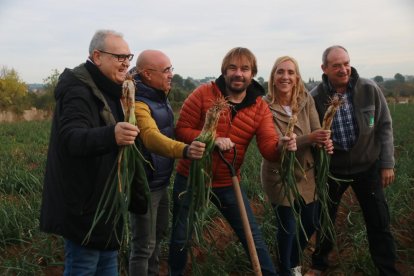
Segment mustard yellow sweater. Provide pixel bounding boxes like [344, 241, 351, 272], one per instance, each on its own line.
[135, 102, 186, 158]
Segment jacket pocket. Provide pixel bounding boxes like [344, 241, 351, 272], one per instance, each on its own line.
[360, 105, 375, 129]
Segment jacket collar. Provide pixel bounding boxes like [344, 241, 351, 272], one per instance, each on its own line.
[264, 91, 308, 120]
[84, 60, 123, 100]
[215, 75, 265, 109]
[70, 62, 118, 126]
[133, 75, 167, 103]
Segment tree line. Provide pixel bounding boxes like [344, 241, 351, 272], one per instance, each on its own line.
[1, 66, 413, 115]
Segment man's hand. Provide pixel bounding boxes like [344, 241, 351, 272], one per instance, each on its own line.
[186, 141, 206, 160]
[281, 133, 297, 151]
[115, 122, 139, 146]
[309, 129, 331, 145]
[381, 168, 395, 187]
[214, 137, 235, 151]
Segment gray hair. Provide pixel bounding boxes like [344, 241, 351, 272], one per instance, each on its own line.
[322, 45, 348, 66]
[88, 29, 124, 56]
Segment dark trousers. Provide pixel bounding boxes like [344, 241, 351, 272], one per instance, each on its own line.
[169, 173, 277, 276]
[312, 162, 400, 276]
[275, 201, 319, 276]
[129, 187, 169, 276]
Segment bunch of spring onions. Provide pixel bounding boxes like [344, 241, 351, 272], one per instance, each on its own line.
[84, 76, 151, 247]
[280, 114, 302, 205]
[279, 114, 308, 248]
[315, 94, 342, 243]
[178, 96, 228, 246]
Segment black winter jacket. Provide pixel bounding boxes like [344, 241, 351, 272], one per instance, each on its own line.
[40, 61, 124, 250]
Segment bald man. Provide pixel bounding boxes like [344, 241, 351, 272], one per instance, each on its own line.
[128, 50, 205, 276]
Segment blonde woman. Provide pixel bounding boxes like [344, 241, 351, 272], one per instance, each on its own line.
[260, 56, 332, 276]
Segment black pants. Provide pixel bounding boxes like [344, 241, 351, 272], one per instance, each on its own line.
[312, 162, 400, 276]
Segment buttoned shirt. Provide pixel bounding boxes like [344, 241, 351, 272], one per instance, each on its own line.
[329, 82, 359, 151]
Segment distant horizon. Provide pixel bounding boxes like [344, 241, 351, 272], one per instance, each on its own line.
[22, 71, 414, 86]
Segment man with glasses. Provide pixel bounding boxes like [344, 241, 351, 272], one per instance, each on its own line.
[97, 49, 134, 63]
[128, 49, 205, 276]
[40, 29, 138, 275]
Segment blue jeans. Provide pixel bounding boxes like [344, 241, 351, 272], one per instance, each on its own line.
[63, 239, 118, 276]
[129, 186, 169, 276]
[312, 161, 400, 276]
[274, 201, 319, 276]
[169, 173, 277, 276]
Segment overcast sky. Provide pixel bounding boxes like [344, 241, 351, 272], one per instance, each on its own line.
[1, 0, 413, 84]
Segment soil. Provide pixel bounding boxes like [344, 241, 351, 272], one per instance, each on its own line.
[5, 188, 412, 275]
[156, 189, 413, 276]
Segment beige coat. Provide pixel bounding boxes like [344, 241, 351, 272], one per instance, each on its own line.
[260, 92, 321, 206]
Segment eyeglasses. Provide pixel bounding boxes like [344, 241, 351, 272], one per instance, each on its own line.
[97, 50, 134, 62]
[146, 66, 174, 74]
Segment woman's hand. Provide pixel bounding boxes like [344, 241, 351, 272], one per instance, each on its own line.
[281, 133, 297, 151]
[324, 139, 334, 154]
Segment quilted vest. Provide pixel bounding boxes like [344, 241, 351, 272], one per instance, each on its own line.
[136, 86, 175, 191]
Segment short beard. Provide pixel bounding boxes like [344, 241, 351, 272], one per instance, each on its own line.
[225, 76, 250, 94]
[227, 86, 246, 94]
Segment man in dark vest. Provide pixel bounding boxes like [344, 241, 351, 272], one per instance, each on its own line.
[128, 49, 205, 276]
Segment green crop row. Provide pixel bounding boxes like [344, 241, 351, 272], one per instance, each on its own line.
[0, 104, 413, 275]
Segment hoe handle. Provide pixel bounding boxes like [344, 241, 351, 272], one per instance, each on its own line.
[218, 148, 262, 276]
[231, 176, 262, 276]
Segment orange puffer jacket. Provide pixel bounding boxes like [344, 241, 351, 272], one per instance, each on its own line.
[175, 77, 279, 188]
